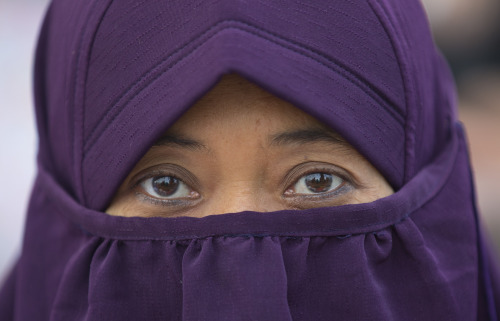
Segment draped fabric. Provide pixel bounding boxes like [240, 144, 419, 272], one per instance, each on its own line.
[1, 0, 499, 320]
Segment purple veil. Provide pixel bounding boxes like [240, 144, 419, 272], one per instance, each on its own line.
[1, 0, 499, 319]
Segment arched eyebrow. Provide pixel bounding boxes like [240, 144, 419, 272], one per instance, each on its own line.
[153, 129, 346, 150]
[270, 128, 347, 147]
[153, 134, 207, 150]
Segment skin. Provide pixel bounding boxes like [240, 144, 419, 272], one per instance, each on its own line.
[106, 74, 394, 218]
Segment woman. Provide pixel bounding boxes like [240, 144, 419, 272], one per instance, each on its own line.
[0, 0, 498, 320]
[105, 73, 395, 217]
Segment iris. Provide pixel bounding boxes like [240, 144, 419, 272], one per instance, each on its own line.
[152, 176, 180, 197]
[304, 173, 334, 193]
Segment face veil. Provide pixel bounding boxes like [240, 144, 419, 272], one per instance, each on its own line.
[0, 0, 499, 320]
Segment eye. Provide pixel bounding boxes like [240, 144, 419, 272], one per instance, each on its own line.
[140, 176, 197, 199]
[288, 172, 344, 195]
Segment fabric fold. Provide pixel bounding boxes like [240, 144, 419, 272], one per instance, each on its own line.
[1, 0, 499, 319]
[5, 132, 479, 320]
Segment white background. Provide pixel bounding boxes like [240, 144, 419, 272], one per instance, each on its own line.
[0, 0, 49, 278]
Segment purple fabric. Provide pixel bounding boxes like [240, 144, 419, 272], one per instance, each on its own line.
[1, 0, 499, 320]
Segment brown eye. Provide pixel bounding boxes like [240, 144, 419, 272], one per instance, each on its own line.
[304, 173, 334, 193]
[152, 176, 179, 196]
[291, 172, 343, 195]
[140, 176, 195, 199]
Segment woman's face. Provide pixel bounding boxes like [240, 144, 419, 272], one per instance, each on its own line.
[106, 74, 393, 218]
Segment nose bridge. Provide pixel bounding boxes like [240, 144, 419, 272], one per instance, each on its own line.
[212, 186, 266, 214]
[206, 145, 274, 214]
[206, 182, 282, 215]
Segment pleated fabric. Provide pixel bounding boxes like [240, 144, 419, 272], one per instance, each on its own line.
[1, 0, 499, 320]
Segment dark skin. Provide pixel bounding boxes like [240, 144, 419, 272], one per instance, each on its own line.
[106, 74, 393, 218]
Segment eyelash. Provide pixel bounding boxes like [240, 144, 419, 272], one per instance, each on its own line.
[131, 168, 200, 208]
[135, 193, 193, 208]
[282, 164, 353, 200]
[131, 163, 356, 208]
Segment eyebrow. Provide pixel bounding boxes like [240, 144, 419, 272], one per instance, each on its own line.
[270, 128, 347, 147]
[153, 129, 346, 150]
[153, 134, 207, 150]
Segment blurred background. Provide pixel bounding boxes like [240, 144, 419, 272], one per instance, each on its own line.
[421, 0, 500, 251]
[1, 0, 499, 279]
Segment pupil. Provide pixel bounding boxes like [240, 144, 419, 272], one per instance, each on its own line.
[152, 176, 179, 197]
[305, 173, 333, 193]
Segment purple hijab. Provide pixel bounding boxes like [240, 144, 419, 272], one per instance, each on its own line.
[1, 0, 499, 319]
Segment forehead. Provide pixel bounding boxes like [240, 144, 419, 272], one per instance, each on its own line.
[167, 73, 331, 135]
